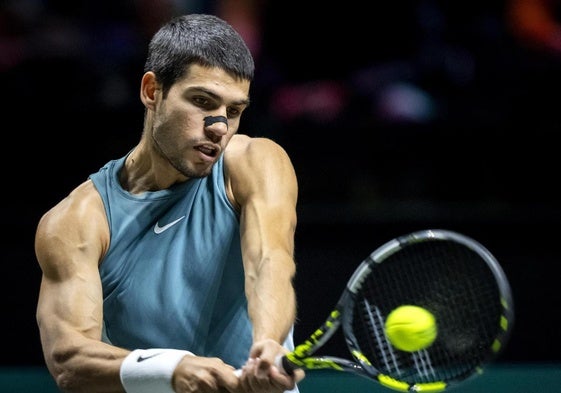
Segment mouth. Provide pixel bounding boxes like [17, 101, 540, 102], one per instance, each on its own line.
[195, 143, 220, 159]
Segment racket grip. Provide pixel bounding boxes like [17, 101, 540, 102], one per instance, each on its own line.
[234, 356, 294, 377]
[274, 355, 296, 376]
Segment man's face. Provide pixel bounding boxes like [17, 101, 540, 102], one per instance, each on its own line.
[151, 64, 251, 179]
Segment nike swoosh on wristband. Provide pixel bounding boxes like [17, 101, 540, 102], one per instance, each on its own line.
[137, 352, 164, 362]
[154, 215, 186, 234]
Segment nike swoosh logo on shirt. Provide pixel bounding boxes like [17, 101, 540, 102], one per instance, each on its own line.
[137, 352, 164, 362]
[154, 215, 185, 234]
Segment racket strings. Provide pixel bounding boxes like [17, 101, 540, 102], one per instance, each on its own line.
[346, 239, 507, 384]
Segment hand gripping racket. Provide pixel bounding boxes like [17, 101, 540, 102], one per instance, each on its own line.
[279, 229, 514, 392]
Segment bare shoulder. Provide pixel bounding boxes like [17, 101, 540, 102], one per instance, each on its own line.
[37, 180, 105, 232]
[225, 134, 289, 159]
[224, 134, 297, 207]
[35, 180, 109, 273]
[225, 135, 295, 176]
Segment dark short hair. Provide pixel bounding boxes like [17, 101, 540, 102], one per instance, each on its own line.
[144, 14, 255, 96]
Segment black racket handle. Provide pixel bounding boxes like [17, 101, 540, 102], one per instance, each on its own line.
[275, 355, 297, 376]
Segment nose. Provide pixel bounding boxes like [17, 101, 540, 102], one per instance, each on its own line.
[204, 115, 228, 139]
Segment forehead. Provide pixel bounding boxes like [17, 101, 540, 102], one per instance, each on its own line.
[173, 63, 251, 103]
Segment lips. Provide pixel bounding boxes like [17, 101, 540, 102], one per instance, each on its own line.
[195, 144, 219, 158]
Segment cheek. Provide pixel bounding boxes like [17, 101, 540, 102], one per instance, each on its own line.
[225, 122, 241, 140]
[227, 117, 241, 133]
[222, 133, 235, 147]
[156, 106, 197, 137]
[152, 119, 183, 151]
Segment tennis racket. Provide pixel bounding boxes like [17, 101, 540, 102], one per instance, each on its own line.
[279, 229, 514, 392]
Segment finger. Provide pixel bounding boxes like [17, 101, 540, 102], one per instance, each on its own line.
[262, 362, 299, 391]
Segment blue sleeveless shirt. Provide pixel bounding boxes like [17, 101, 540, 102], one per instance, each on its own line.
[90, 153, 257, 368]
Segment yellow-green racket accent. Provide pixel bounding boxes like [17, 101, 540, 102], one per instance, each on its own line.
[378, 374, 447, 392]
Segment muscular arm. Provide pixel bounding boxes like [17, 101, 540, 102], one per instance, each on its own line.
[225, 136, 302, 386]
[227, 136, 298, 344]
[36, 180, 245, 393]
[35, 180, 129, 393]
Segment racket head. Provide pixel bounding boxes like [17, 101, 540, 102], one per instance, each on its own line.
[342, 229, 514, 392]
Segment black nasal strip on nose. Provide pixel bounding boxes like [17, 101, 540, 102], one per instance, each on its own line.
[204, 116, 228, 127]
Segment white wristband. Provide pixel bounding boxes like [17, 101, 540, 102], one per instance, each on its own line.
[120, 348, 193, 393]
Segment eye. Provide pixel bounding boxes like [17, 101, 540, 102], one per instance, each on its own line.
[227, 108, 240, 118]
[227, 105, 247, 119]
[192, 96, 211, 108]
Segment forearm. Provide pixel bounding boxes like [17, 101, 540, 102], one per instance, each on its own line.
[42, 333, 128, 393]
[43, 337, 200, 393]
[246, 249, 297, 344]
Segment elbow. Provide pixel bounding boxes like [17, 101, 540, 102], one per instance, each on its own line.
[55, 372, 77, 393]
[47, 345, 83, 392]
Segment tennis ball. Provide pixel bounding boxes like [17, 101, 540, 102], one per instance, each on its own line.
[385, 305, 437, 352]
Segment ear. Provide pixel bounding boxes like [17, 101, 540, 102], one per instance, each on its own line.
[140, 72, 159, 110]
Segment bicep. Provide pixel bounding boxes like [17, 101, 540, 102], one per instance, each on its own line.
[37, 259, 104, 344]
[35, 188, 108, 359]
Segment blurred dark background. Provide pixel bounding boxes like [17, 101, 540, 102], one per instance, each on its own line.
[2, 0, 560, 369]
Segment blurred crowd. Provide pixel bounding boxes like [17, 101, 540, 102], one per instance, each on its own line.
[2, 0, 560, 212]
[3, 0, 552, 120]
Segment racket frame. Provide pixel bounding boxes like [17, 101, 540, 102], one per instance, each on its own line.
[282, 229, 514, 392]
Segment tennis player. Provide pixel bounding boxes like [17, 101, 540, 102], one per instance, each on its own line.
[35, 13, 303, 393]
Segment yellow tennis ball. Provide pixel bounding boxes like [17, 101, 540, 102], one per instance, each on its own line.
[385, 305, 437, 352]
